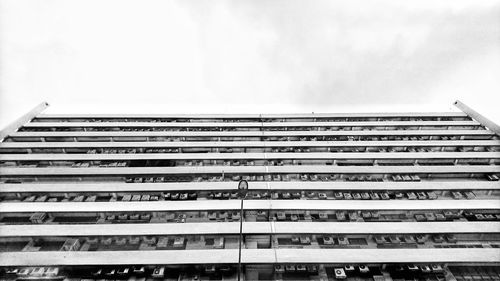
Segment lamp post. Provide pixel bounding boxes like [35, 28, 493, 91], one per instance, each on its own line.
[237, 180, 248, 281]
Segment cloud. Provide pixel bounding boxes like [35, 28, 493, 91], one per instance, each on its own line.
[181, 0, 500, 106]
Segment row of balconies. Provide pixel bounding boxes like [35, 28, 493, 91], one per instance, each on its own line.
[2, 209, 499, 225]
[2, 158, 498, 169]
[18, 125, 483, 133]
[2, 145, 498, 154]
[1, 233, 497, 253]
[5, 264, 496, 281]
[2, 172, 499, 185]
[4, 190, 497, 203]
[0, 262, 461, 281]
[6, 134, 497, 143]
[32, 116, 472, 123]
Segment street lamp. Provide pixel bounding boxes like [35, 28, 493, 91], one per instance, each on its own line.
[237, 180, 248, 281]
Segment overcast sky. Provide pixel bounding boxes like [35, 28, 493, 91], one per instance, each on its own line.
[1, 0, 499, 128]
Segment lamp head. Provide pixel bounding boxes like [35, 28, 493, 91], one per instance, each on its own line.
[237, 180, 248, 197]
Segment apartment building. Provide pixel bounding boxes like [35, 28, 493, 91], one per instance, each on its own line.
[0, 101, 499, 281]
